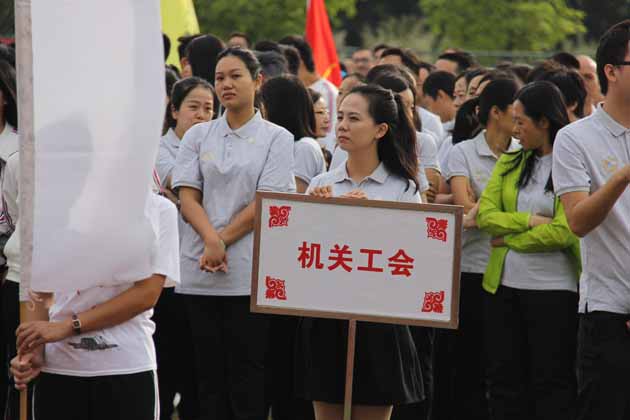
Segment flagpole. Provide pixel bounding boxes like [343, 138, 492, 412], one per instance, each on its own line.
[15, 0, 35, 419]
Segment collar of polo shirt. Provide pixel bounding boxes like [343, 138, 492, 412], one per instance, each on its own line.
[219, 110, 263, 139]
[332, 161, 390, 185]
[594, 103, 629, 138]
[474, 129, 520, 158]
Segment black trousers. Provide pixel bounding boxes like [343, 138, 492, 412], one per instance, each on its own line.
[266, 315, 315, 420]
[185, 294, 269, 420]
[33, 371, 158, 420]
[432, 272, 488, 420]
[152, 288, 199, 420]
[391, 327, 434, 420]
[484, 286, 578, 420]
[1, 280, 21, 420]
[577, 311, 630, 420]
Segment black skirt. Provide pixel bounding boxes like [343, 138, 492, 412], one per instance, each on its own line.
[295, 317, 425, 406]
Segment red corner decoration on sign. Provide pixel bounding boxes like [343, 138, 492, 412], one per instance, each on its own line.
[265, 276, 287, 300]
[269, 205, 292, 228]
[422, 291, 445, 313]
[426, 217, 448, 242]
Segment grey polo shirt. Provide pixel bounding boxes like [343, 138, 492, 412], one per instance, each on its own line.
[156, 128, 179, 185]
[307, 161, 421, 204]
[447, 130, 520, 273]
[172, 111, 295, 296]
[553, 104, 630, 313]
[502, 155, 576, 292]
[294, 137, 326, 184]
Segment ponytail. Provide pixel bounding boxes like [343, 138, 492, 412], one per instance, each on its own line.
[452, 97, 481, 145]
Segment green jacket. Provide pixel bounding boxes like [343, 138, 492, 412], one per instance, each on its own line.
[476, 151, 581, 294]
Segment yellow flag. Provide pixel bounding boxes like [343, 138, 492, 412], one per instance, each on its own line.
[161, 0, 200, 68]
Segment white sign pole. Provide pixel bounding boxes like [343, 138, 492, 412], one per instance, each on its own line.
[15, 0, 34, 418]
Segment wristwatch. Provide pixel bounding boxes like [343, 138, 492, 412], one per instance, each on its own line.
[71, 314, 82, 335]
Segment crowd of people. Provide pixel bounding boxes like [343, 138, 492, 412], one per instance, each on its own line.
[0, 17, 630, 420]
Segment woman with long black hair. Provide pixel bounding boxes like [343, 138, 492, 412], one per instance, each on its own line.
[477, 81, 580, 420]
[296, 84, 424, 420]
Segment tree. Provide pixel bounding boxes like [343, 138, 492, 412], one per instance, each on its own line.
[419, 0, 586, 51]
[194, 0, 357, 42]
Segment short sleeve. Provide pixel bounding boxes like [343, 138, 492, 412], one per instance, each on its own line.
[150, 195, 180, 287]
[552, 128, 591, 196]
[172, 124, 205, 191]
[418, 132, 440, 172]
[258, 128, 296, 192]
[2, 152, 19, 222]
[445, 144, 469, 180]
[156, 140, 175, 184]
[418, 167, 430, 192]
[399, 181, 423, 204]
[293, 139, 325, 184]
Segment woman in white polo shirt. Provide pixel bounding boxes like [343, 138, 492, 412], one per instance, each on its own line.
[172, 47, 295, 420]
[433, 78, 521, 420]
[155, 75, 214, 420]
[296, 84, 424, 420]
[11, 192, 181, 420]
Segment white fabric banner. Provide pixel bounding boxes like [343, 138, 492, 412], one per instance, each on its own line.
[30, 0, 165, 292]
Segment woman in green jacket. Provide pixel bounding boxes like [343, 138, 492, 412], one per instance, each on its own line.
[477, 81, 580, 420]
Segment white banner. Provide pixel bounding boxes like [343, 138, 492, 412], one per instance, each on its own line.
[29, 0, 165, 292]
[252, 192, 463, 328]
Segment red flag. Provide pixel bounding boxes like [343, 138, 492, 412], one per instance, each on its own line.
[305, 0, 342, 86]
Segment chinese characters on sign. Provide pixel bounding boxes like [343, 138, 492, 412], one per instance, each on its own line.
[298, 242, 415, 277]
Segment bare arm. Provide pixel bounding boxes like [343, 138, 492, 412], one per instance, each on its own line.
[560, 167, 630, 237]
[17, 275, 166, 352]
[296, 178, 309, 194]
[220, 201, 256, 247]
[425, 168, 440, 203]
[451, 176, 477, 213]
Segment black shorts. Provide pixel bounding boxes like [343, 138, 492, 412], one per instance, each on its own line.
[33, 371, 158, 420]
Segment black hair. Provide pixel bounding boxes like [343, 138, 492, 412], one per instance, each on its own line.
[0, 44, 15, 68]
[505, 81, 569, 192]
[261, 75, 316, 140]
[527, 60, 563, 83]
[256, 51, 288, 79]
[379, 47, 420, 74]
[0, 60, 17, 129]
[422, 71, 455, 99]
[477, 78, 518, 126]
[280, 45, 301, 75]
[372, 43, 391, 54]
[464, 68, 488, 84]
[596, 20, 630, 95]
[437, 51, 477, 73]
[177, 34, 200, 61]
[418, 61, 435, 74]
[509, 64, 533, 85]
[373, 71, 422, 130]
[165, 76, 214, 129]
[254, 40, 282, 54]
[538, 67, 587, 118]
[278, 35, 315, 72]
[345, 85, 420, 193]
[478, 70, 517, 87]
[216, 47, 262, 80]
[165, 67, 180, 99]
[343, 72, 367, 83]
[366, 64, 400, 83]
[308, 88, 322, 104]
[229, 31, 251, 47]
[452, 98, 482, 145]
[550, 52, 580, 70]
[365, 65, 422, 129]
[186, 34, 225, 84]
[162, 33, 171, 61]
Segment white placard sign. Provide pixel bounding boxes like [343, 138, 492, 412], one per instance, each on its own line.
[252, 192, 463, 329]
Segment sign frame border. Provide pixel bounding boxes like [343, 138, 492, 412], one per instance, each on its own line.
[251, 191, 463, 329]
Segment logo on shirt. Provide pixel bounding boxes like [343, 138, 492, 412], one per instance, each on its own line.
[68, 336, 118, 351]
[602, 156, 619, 175]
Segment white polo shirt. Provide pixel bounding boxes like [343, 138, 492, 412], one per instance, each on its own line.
[42, 194, 180, 377]
[156, 128, 179, 185]
[294, 137, 326, 184]
[447, 130, 520, 273]
[172, 111, 295, 296]
[307, 161, 421, 204]
[553, 104, 630, 313]
[418, 106, 445, 146]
